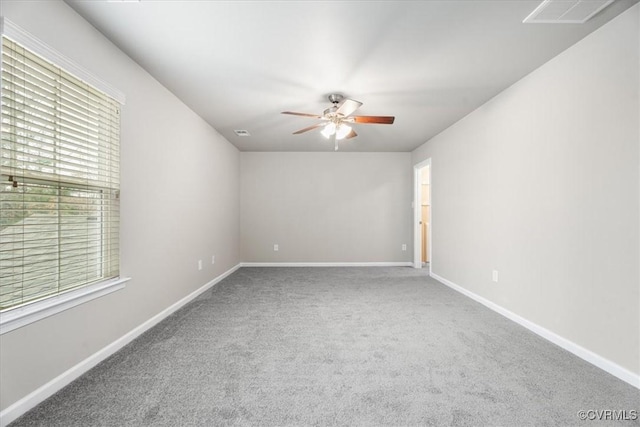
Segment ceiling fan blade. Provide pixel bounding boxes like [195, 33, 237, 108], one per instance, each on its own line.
[282, 111, 323, 119]
[292, 123, 325, 134]
[352, 116, 395, 124]
[345, 129, 358, 139]
[336, 99, 362, 117]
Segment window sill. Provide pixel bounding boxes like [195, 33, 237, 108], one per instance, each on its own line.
[0, 277, 130, 335]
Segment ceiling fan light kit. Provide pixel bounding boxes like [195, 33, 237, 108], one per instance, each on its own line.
[320, 122, 352, 140]
[320, 122, 335, 139]
[334, 124, 352, 140]
[282, 93, 395, 151]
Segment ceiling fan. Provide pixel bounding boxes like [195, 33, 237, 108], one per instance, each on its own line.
[282, 94, 395, 151]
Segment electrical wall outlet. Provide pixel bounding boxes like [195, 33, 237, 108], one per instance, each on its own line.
[198, 260, 203, 271]
[274, 244, 279, 251]
[492, 270, 499, 282]
[211, 255, 215, 265]
[402, 244, 407, 251]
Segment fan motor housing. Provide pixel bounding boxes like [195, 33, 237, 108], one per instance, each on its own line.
[323, 106, 339, 117]
[327, 93, 344, 104]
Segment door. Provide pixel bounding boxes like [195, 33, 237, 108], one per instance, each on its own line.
[413, 159, 431, 269]
[421, 176, 430, 264]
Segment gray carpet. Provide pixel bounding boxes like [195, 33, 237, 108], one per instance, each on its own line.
[9, 267, 640, 426]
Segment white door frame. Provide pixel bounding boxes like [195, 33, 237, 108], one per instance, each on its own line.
[413, 158, 431, 273]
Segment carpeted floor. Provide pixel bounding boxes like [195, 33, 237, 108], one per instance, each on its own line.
[9, 267, 640, 426]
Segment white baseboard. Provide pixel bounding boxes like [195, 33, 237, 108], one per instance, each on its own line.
[430, 272, 640, 390]
[240, 262, 414, 267]
[0, 263, 242, 427]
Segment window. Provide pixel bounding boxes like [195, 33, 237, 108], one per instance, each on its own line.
[0, 35, 121, 311]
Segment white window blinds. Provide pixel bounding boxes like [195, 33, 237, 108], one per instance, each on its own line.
[0, 36, 121, 310]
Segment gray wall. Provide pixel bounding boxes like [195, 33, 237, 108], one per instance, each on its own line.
[0, 0, 241, 410]
[241, 152, 413, 263]
[412, 5, 639, 375]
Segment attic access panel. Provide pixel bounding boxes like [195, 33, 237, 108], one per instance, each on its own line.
[523, 0, 615, 23]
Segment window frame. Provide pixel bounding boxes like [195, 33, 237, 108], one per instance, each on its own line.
[0, 18, 128, 334]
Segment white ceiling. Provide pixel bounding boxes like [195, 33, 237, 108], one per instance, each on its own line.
[65, 0, 637, 152]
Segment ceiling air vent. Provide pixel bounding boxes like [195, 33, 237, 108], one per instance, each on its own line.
[523, 0, 615, 24]
[234, 130, 251, 136]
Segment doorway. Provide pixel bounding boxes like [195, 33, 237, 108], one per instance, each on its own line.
[413, 159, 431, 273]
